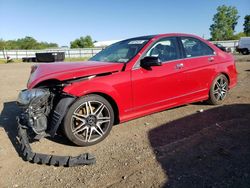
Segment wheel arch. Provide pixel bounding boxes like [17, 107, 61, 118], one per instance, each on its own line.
[211, 72, 230, 87]
[63, 80, 124, 125]
[220, 72, 230, 84]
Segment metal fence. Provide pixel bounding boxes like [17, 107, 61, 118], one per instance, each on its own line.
[0, 40, 239, 60]
[0, 48, 103, 59]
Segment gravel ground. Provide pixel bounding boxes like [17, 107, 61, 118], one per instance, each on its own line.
[0, 55, 250, 188]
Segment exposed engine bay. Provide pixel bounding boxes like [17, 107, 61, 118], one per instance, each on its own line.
[18, 88, 51, 136]
[17, 81, 96, 166]
[18, 86, 69, 137]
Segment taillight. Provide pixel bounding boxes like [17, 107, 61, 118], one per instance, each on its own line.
[30, 65, 38, 74]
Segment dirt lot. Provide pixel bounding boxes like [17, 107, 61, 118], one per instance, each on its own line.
[0, 55, 250, 188]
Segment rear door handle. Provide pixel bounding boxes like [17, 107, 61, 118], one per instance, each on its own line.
[176, 63, 184, 69]
[208, 57, 214, 62]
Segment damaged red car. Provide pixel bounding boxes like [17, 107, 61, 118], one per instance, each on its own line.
[17, 33, 237, 146]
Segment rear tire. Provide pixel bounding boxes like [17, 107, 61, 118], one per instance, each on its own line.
[242, 49, 249, 55]
[63, 94, 114, 146]
[207, 74, 229, 105]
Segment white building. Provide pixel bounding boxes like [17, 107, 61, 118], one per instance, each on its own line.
[94, 40, 122, 47]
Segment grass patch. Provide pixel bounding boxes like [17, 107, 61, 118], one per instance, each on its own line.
[0, 58, 23, 64]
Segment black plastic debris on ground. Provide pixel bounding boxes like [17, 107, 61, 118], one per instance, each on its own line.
[17, 119, 96, 167]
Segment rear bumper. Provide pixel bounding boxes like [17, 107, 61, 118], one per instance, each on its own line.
[229, 74, 237, 89]
[229, 81, 237, 89]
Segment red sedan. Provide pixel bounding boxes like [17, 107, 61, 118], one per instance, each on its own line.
[17, 33, 237, 146]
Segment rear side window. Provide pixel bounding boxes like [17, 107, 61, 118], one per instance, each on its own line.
[181, 37, 214, 58]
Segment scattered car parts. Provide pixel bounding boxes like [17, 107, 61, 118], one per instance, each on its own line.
[17, 117, 96, 167]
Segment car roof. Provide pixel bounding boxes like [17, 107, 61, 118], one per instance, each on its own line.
[126, 33, 203, 41]
[118, 33, 208, 46]
[155, 33, 203, 39]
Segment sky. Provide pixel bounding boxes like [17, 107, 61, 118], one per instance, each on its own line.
[0, 0, 249, 46]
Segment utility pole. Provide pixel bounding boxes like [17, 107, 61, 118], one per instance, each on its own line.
[3, 47, 6, 59]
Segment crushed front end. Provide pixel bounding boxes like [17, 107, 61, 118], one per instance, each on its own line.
[17, 88, 52, 138]
[16, 86, 96, 166]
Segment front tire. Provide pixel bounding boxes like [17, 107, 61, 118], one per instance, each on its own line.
[207, 74, 229, 105]
[63, 94, 114, 146]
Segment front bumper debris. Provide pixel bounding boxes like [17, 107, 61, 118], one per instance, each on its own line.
[17, 117, 96, 167]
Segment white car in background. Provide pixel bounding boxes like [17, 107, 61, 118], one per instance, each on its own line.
[236, 37, 250, 55]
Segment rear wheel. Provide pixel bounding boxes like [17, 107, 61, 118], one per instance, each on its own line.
[63, 94, 114, 146]
[207, 74, 229, 105]
[242, 49, 249, 55]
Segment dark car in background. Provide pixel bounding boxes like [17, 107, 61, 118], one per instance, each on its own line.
[214, 43, 227, 52]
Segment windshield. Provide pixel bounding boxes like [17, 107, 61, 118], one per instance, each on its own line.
[89, 38, 149, 63]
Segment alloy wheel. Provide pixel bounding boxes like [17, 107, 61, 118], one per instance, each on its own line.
[212, 76, 228, 101]
[71, 101, 111, 143]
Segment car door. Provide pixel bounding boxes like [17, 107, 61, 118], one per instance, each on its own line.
[131, 37, 186, 112]
[178, 37, 217, 97]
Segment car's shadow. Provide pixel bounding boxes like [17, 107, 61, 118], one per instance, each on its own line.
[0, 101, 23, 158]
[0, 101, 73, 155]
[148, 104, 250, 188]
[47, 132, 75, 146]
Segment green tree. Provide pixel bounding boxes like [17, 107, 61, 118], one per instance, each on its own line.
[243, 15, 250, 36]
[17, 36, 39, 49]
[232, 32, 246, 40]
[231, 32, 246, 40]
[5, 40, 18, 49]
[70, 35, 94, 48]
[210, 5, 240, 41]
[0, 37, 58, 50]
[0, 39, 6, 50]
[38, 42, 58, 49]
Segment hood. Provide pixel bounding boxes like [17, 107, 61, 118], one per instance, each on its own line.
[27, 61, 124, 89]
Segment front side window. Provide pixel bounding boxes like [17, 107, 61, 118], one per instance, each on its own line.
[181, 37, 214, 58]
[89, 38, 149, 63]
[145, 37, 179, 62]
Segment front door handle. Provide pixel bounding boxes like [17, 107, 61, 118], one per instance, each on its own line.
[176, 63, 184, 69]
[208, 57, 214, 62]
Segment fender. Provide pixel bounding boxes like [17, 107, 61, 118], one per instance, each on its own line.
[208, 60, 236, 90]
[62, 76, 130, 120]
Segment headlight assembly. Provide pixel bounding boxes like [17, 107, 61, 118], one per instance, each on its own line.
[17, 88, 50, 106]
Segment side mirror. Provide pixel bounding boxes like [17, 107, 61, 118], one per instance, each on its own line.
[140, 56, 162, 69]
